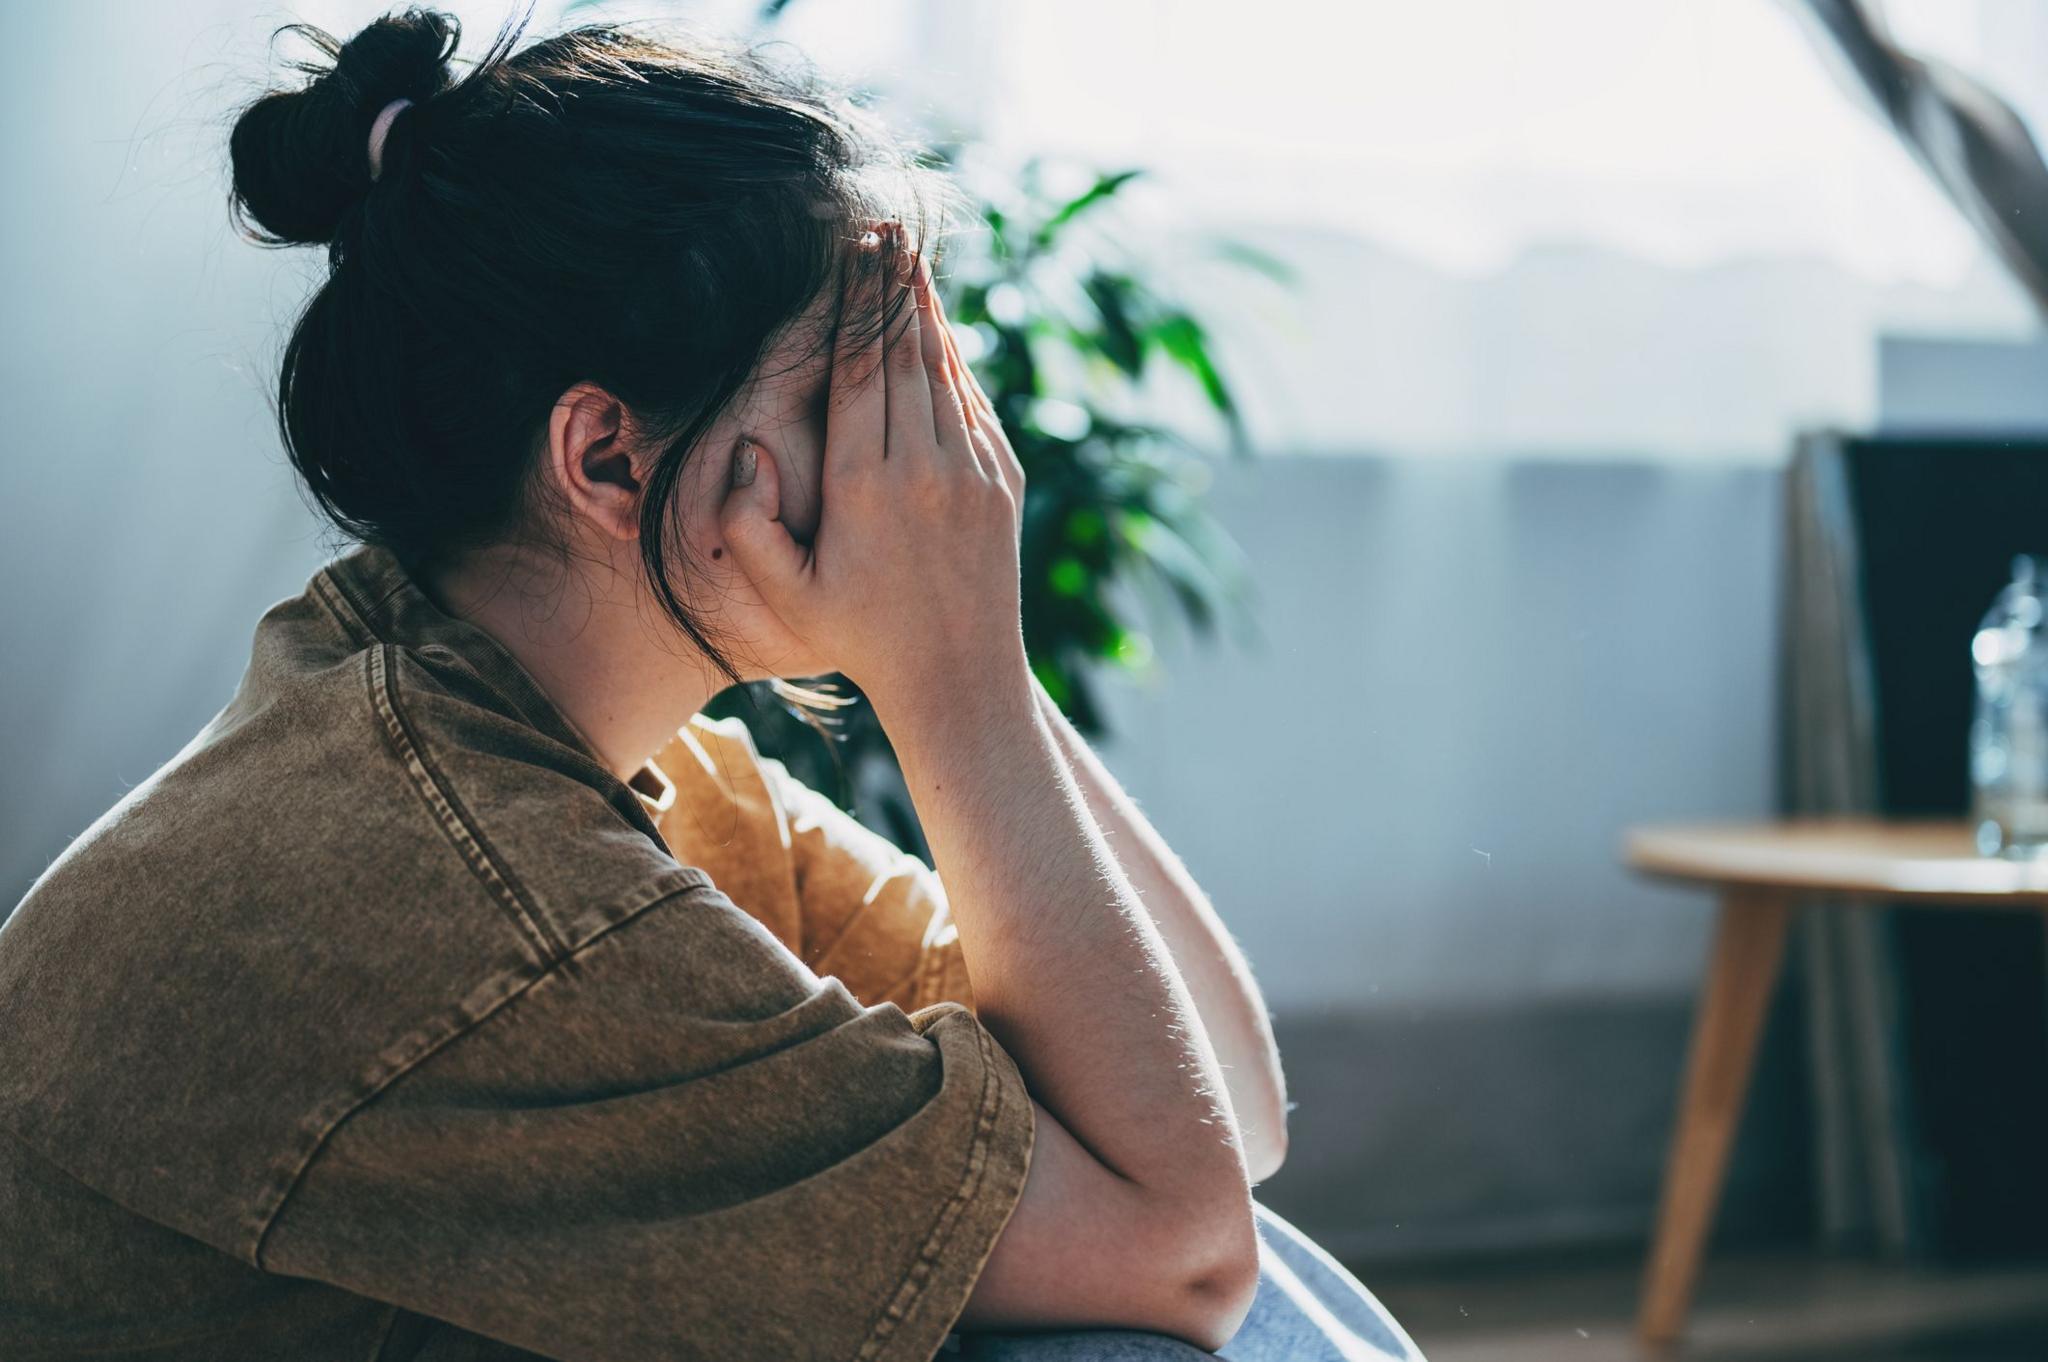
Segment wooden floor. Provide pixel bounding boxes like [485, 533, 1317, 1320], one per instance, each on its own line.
[1362, 1248, 2048, 1362]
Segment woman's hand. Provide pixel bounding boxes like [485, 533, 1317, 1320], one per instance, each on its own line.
[925, 273, 1026, 546]
[717, 224, 1025, 708]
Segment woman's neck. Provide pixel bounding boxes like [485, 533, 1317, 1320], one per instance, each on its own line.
[421, 541, 720, 783]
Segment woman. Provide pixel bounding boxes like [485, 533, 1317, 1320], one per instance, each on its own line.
[0, 9, 1420, 1360]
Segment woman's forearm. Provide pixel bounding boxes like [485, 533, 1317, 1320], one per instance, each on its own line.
[871, 664, 1254, 1215]
[1031, 677, 1290, 1181]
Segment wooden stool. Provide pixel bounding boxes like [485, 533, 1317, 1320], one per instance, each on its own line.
[1624, 818, 2048, 1345]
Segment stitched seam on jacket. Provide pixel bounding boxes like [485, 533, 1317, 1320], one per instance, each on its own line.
[332, 560, 575, 756]
[321, 558, 408, 640]
[854, 1010, 1016, 1361]
[309, 569, 375, 649]
[366, 645, 568, 962]
[248, 879, 718, 1271]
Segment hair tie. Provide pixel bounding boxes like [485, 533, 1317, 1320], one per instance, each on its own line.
[366, 98, 415, 182]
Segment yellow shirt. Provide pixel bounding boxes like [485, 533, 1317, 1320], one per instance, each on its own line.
[637, 712, 977, 1015]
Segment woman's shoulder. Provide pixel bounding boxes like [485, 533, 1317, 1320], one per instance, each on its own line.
[0, 568, 713, 1262]
[6, 564, 695, 967]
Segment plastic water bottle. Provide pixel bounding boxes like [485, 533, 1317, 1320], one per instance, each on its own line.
[1971, 554, 2048, 858]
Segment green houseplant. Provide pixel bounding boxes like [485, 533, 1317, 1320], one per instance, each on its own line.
[706, 156, 1279, 856]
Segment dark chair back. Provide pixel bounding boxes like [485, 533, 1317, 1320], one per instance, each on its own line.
[1842, 436, 2048, 1258]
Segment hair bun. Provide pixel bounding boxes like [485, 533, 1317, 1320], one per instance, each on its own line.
[230, 7, 459, 246]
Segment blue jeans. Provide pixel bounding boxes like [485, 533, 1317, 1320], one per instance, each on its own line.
[947, 1203, 1425, 1360]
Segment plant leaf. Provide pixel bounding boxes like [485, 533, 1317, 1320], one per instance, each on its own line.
[1207, 237, 1299, 286]
[1034, 169, 1144, 250]
[1081, 272, 1146, 377]
[1151, 312, 1246, 452]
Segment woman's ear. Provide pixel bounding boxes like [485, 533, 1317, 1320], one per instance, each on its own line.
[545, 381, 643, 541]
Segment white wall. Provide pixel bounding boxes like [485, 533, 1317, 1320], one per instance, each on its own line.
[1, 2, 339, 881]
[1095, 454, 1783, 1013]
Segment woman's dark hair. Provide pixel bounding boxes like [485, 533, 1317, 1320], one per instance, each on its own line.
[229, 6, 956, 693]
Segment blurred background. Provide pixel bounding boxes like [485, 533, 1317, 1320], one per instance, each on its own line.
[6, 2, 2048, 1358]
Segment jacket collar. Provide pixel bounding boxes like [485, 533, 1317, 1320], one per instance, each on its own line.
[317, 541, 677, 836]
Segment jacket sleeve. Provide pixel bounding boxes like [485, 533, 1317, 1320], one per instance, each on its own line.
[757, 754, 978, 1014]
[258, 883, 1033, 1362]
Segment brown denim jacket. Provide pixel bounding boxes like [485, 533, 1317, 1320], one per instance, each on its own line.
[0, 543, 1034, 1362]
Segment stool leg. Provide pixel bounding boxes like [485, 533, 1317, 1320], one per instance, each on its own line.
[1637, 887, 1793, 1345]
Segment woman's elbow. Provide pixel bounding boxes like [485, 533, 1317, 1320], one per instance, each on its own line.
[1166, 1211, 1263, 1353]
[1130, 1183, 1261, 1351]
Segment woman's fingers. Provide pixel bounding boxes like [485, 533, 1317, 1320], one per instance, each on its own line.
[717, 437, 808, 603]
[936, 311, 1003, 484]
[928, 279, 1025, 511]
[821, 231, 891, 487]
[916, 254, 984, 475]
[930, 281, 998, 434]
[882, 231, 939, 463]
[928, 281, 996, 425]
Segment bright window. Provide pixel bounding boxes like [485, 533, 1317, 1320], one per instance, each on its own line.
[595, 0, 2046, 458]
